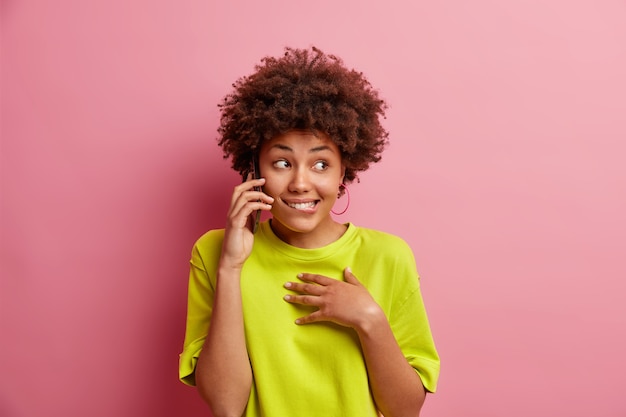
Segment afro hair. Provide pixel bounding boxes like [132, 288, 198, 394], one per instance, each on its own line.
[217, 46, 389, 184]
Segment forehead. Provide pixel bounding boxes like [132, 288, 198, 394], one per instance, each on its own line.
[262, 130, 340, 154]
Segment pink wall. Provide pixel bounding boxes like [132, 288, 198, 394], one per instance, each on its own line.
[2, 1, 625, 416]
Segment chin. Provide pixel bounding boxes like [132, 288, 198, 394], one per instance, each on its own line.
[271, 214, 327, 235]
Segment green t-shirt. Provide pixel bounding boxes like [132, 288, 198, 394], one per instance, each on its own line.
[180, 221, 439, 416]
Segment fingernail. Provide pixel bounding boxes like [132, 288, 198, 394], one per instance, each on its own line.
[284, 282, 292, 288]
[283, 295, 291, 301]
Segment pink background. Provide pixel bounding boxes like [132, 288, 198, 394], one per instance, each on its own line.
[2, 1, 625, 416]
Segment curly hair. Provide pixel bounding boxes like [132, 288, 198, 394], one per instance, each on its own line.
[217, 46, 389, 184]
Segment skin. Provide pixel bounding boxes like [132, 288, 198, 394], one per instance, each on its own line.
[196, 130, 427, 417]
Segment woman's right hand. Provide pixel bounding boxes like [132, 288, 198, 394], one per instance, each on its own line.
[220, 175, 273, 270]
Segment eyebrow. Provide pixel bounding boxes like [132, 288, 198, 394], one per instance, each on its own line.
[270, 144, 335, 153]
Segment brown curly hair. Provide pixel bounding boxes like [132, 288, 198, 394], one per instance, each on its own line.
[217, 46, 389, 184]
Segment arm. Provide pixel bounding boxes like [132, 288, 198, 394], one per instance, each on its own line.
[284, 268, 426, 417]
[196, 265, 251, 417]
[195, 177, 273, 417]
[356, 305, 426, 417]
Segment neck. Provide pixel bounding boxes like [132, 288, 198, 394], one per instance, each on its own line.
[269, 218, 348, 249]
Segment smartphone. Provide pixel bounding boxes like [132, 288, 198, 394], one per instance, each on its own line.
[247, 155, 262, 233]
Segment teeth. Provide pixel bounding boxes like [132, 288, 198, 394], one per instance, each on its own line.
[289, 201, 316, 210]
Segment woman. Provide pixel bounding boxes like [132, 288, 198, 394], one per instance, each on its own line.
[179, 47, 440, 417]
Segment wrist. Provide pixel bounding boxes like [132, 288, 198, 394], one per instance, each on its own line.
[217, 261, 244, 278]
[218, 250, 247, 270]
[354, 304, 386, 337]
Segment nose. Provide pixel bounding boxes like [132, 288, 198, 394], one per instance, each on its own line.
[288, 167, 312, 193]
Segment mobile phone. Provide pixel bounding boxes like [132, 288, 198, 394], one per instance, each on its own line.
[247, 155, 262, 233]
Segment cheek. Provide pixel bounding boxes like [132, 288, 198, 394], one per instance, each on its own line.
[320, 179, 342, 197]
[262, 185, 277, 199]
[260, 178, 281, 199]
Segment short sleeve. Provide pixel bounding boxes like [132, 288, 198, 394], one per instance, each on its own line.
[387, 243, 440, 393]
[179, 240, 217, 386]
[393, 286, 440, 393]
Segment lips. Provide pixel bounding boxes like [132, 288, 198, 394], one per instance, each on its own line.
[286, 200, 318, 211]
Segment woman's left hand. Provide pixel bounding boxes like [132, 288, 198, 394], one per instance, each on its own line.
[283, 267, 384, 331]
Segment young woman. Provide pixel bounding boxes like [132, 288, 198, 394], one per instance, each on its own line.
[179, 47, 440, 417]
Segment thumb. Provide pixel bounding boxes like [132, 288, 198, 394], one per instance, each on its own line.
[344, 267, 360, 285]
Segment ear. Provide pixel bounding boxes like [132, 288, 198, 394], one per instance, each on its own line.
[337, 166, 347, 198]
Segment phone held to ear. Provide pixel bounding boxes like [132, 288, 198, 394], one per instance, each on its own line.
[244, 156, 262, 234]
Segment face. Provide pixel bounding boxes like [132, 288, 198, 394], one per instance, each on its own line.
[258, 130, 345, 246]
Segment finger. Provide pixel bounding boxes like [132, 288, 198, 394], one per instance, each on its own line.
[283, 294, 319, 306]
[296, 273, 334, 286]
[284, 281, 324, 295]
[294, 311, 323, 325]
[230, 178, 269, 209]
[240, 177, 266, 191]
[229, 181, 250, 214]
[229, 200, 272, 230]
[343, 267, 361, 285]
[228, 188, 273, 220]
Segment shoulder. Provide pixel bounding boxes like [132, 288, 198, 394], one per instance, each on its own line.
[193, 229, 225, 250]
[353, 226, 414, 255]
[190, 229, 225, 268]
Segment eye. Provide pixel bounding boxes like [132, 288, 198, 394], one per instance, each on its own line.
[274, 160, 290, 169]
[313, 161, 329, 171]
